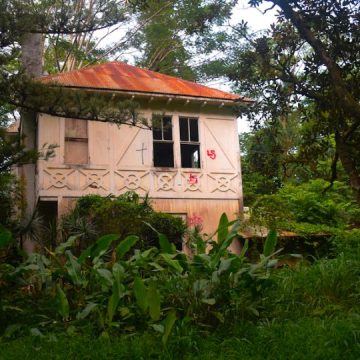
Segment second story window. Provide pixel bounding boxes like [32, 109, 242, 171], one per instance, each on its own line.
[152, 116, 174, 167]
[64, 119, 88, 165]
[179, 117, 200, 168]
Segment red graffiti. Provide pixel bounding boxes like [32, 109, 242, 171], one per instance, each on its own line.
[207, 149, 216, 159]
[188, 174, 198, 185]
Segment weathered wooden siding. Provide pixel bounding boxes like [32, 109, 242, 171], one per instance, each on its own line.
[37, 102, 243, 232]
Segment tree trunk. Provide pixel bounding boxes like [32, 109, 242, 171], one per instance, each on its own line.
[20, 33, 44, 252]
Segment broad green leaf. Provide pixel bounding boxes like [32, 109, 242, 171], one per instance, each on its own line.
[78, 234, 119, 263]
[116, 235, 139, 259]
[91, 234, 119, 259]
[133, 277, 148, 312]
[158, 233, 176, 254]
[96, 269, 113, 287]
[217, 213, 229, 245]
[211, 220, 241, 268]
[55, 235, 78, 254]
[160, 253, 183, 273]
[162, 310, 177, 345]
[65, 251, 82, 286]
[144, 222, 175, 254]
[263, 228, 277, 257]
[112, 262, 125, 283]
[147, 281, 161, 321]
[107, 280, 120, 324]
[77, 246, 92, 264]
[0, 227, 12, 249]
[56, 285, 69, 320]
[76, 303, 97, 320]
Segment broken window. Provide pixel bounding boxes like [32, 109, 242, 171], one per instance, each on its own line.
[64, 119, 88, 164]
[153, 116, 174, 167]
[179, 117, 200, 168]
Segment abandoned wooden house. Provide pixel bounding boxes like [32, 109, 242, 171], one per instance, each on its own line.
[33, 61, 251, 235]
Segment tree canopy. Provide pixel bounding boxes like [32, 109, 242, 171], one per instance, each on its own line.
[208, 0, 360, 203]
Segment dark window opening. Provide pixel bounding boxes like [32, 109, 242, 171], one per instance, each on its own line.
[37, 200, 58, 248]
[153, 116, 174, 167]
[179, 117, 200, 168]
[181, 144, 200, 168]
[154, 142, 174, 167]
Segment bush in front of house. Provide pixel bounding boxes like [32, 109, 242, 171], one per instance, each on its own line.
[61, 192, 187, 250]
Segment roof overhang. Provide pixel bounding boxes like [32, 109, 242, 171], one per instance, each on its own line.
[43, 83, 254, 108]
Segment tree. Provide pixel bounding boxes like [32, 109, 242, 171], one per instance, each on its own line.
[0, 0, 146, 237]
[131, 0, 237, 81]
[207, 0, 360, 203]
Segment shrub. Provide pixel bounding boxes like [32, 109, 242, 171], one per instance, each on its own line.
[251, 179, 360, 229]
[61, 192, 186, 250]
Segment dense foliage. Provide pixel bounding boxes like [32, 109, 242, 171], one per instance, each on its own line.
[61, 193, 187, 251]
[1, 215, 279, 340]
[1, 214, 360, 359]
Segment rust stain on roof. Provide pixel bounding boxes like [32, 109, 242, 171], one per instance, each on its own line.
[39, 61, 250, 102]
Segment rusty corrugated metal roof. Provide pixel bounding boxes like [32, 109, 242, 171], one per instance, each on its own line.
[39, 61, 250, 102]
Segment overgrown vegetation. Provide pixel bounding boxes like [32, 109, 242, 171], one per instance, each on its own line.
[1, 212, 360, 359]
[61, 192, 187, 251]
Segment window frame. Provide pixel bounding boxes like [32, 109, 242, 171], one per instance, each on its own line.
[64, 118, 89, 165]
[152, 115, 174, 168]
[179, 116, 201, 169]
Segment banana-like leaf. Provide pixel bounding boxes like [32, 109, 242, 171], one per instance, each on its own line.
[65, 250, 83, 286]
[56, 285, 69, 320]
[108, 280, 120, 324]
[147, 281, 161, 321]
[55, 235, 78, 254]
[144, 222, 176, 254]
[210, 220, 241, 268]
[78, 234, 119, 264]
[76, 302, 97, 320]
[133, 277, 148, 313]
[162, 310, 177, 345]
[158, 233, 176, 254]
[112, 262, 125, 283]
[96, 269, 113, 288]
[263, 228, 277, 257]
[160, 253, 183, 273]
[217, 213, 229, 245]
[116, 235, 139, 259]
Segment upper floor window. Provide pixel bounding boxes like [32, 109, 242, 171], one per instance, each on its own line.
[152, 116, 174, 167]
[179, 117, 200, 168]
[64, 118, 88, 164]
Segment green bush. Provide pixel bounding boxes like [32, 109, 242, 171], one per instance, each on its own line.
[61, 192, 186, 250]
[251, 179, 360, 229]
